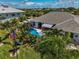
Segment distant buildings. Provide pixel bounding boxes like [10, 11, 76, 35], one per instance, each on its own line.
[0, 4, 24, 22]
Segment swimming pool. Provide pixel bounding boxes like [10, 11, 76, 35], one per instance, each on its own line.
[29, 28, 43, 37]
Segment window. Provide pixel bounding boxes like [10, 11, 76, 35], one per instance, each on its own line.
[6, 14, 8, 16]
[12, 14, 15, 16]
[31, 22, 35, 26]
[17, 13, 20, 15]
[75, 35, 78, 37]
[33, 22, 35, 26]
[38, 22, 42, 28]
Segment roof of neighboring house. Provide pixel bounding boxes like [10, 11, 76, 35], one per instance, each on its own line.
[29, 12, 79, 33]
[0, 4, 24, 13]
[29, 12, 74, 25]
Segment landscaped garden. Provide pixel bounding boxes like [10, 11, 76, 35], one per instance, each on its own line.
[1, 8, 79, 59]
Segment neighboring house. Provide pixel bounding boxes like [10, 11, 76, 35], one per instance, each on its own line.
[0, 4, 24, 22]
[28, 12, 79, 44]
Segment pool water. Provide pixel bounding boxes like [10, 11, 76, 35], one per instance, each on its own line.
[29, 28, 43, 37]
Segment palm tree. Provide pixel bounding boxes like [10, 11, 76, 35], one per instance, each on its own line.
[18, 16, 26, 22]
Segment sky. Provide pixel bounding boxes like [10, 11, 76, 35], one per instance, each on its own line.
[0, 0, 57, 2]
[0, 0, 79, 8]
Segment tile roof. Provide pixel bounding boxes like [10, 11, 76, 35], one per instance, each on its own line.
[54, 15, 79, 33]
[30, 12, 74, 24]
[54, 18, 79, 33]
[30, 12, 79, 33]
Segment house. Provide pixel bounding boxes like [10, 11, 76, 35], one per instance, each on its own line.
[0, 4, 24, 22]
[28, 12, 79, 44]
[29, 12, 74, 28]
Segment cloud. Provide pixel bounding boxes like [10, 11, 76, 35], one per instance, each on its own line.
[0, 0, 79, 8]
[14, 2, 51, 8]
[51, 0, 79, 8]
[25, 2, 35, 5]
[19, 2, 45, 6]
